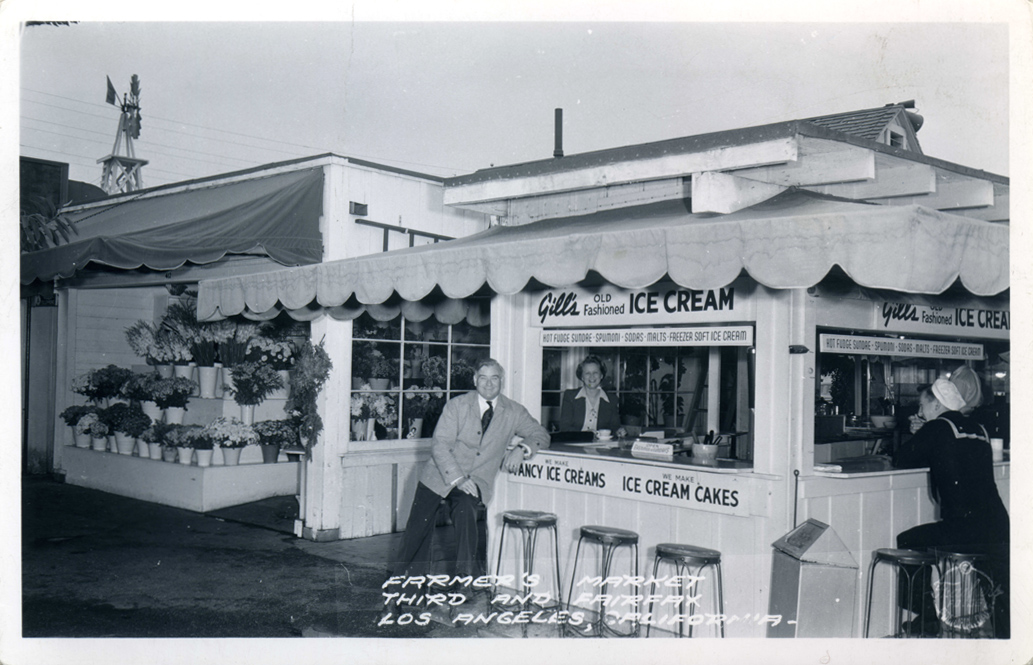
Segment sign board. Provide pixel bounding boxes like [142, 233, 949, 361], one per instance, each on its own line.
[509, 453, 749, 517]
[819, 334, 984, 360]
[875, 301, 1009, 340]
[541, 326, 753, 347]
[533, 281, 752, 328]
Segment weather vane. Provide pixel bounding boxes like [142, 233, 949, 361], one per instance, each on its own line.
[99, 74, 148, 194]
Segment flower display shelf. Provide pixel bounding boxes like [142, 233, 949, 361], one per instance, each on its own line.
[61, 445, 298, 513]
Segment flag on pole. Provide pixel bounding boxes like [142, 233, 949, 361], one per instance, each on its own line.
[105, 76, 117, 105]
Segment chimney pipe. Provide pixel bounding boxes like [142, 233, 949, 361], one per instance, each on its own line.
[553, 108, 564, 158]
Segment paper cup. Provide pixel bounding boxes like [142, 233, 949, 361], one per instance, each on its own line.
[990, 438, 1004, 462]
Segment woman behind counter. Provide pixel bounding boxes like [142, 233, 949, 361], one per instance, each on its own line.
[557, 355, 625, 436]
[892, 378, 1009, 638]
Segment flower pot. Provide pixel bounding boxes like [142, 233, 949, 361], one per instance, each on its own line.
[369, 378, 390, 391]
[136, 439, 151, 457]
[222, 369, 236, 396]
[352, 419, 366, 441]
[156, 364, 175, 379]
[260, 444, 280, 464]
[196, 449, 214, 467]
[73, 429, 90, 448]
[148, 441, 164, 460]
[352, 377, 367, 390]
[366, 417, 378, 441]
[91, 436, 107, 451]
[197, 365, 220, 399]
[165, 406, 186, 425]
[140, 400, 163, 422]
[162, 446, 177, 462]
[114, 432, 136, 455]
[240, 404, 255, 425]
[222, 447, 242, 466]
[173, 364, 194, 381]
[177, 447, 193, 465]
[213, 363, 225, 398]
[406, 418, 424, 439]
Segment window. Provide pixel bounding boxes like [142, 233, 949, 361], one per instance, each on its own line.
[351, 311, 490, 440]
[889, 131, 904, 148]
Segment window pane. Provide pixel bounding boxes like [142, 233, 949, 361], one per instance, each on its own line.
[452, 319, 490, 345]
[451, 346, 488, 391]
[405, 344, 448, 389]
[405, 317, 448, 342]
[354, 313, 401, 340]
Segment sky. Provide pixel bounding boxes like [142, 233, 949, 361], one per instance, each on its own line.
[11, 8, 1018, 192]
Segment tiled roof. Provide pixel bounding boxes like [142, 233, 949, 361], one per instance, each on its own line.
[804, 105, 906, 141]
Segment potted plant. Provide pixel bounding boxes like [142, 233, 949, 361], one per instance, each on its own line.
[350, 387, 397, 441]
[164, 424, 198, 465]
[150, 375, 197, 423]
[122, 372, 165, 420]
[252, 419, 299, 463]
[367, 348, 396, 390]
[247, 333, 295, 398]
[76, 413, 109, 451]
[228, 361, 283, 423]
[139, 421, 174, 460]
[218, 321, 260, 367]
[125, 320, 160, 366]
[102, 402, 152, 455]
[285, 339, 332, 455]
[61, 404, 100, 447]
[401, 387, 440, 439]
[72, 364, 135, 405]
[186, 425, 216, 467]
[203, 416, 258, 466]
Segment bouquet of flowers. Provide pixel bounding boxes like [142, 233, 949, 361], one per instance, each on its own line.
[150, 376, 198, 409]
[402, 387, 439, 419]
[102, 402, 152, 437]
[185, 425, 215, 450]
[421, 355, 448, 388]
[203, 416, 259, 448]
[252, 419, 299, 448]
[164, 424, 196, 448]
[125, 321, 160, 365]
[229, 361, 283, 406]
[76, 412, 108, 438]
[247, 335, 294, 370]
[351, 385, 397, 423]
[140, 421, 174, 444]
[60, 404, 99, 428]
[120, 372, 161, 402]
[72, 365, 135, 403]
[218, 322, 261, 366]
[150, 326, 186, 364]
[158, 298, 198, 364]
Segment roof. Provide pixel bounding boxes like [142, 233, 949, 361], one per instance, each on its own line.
[805, 102, 920, 143]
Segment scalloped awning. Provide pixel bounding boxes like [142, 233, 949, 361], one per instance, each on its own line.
[21, 167, 324, 285]
[196, 190, 1008, 322]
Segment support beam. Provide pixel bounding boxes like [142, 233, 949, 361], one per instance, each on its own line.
[443, 137, 798, 205]
[691, 171, 787, 214]
[729, 142, 875, 187]
[955, 191, 1009, 222]
[504, 178, 689, 224]
[804, 163, 937, 200]
[873, 178, 996, 210]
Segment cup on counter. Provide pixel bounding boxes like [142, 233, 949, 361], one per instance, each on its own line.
[596, 429, 612, 441]
[990, 438, 1004, 462]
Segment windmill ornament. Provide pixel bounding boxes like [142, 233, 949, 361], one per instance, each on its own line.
[99, 74, 148, 194]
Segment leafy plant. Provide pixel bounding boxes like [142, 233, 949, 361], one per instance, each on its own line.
[247, 334, 294, 370]
[20, 194, 77, 253]
[125, 321, 160, 365]
[229, 361, 283, 406]
[140, 421, 174, 444]
[218, 321, 261, 366]
[150, 376, 197, 409]
[252, 419, 299, 448]
[185, 426, 214, 450]
[285, 338, 333, 454]
[121, 372, 161, 402]
[164, 424, 198, 448]
[76, 413, 108, 438]
[59, 404, 99, 428]
[71, 365, 135, 403]
[203, 416, 259, 448]
[102, 402, 152, 437]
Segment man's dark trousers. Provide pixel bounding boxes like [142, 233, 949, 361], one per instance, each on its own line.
[393, 481, 486, 580]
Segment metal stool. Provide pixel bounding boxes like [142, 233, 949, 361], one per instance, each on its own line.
[492, 510, 563, 635]
[565, 525, 640, 637]
[933, 550, 996, 639]
[863, 548, 938, 638]
[645, 543, 725, 638]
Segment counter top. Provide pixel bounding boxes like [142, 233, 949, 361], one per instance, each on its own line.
[814, 453, 1010, 477]
[543, 442, 754, 474]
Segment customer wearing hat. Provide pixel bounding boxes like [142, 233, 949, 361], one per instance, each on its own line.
[892, 378, 1010, 637]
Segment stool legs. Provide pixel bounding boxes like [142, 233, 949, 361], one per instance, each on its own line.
[646, 556, 724, 638]
[863, 552, 936, 638]
[565, 536, 639, 637]
[493, 517, 563, 637]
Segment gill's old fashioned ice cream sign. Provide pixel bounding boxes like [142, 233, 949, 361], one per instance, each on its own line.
[876, 301, 1009, 340]
[533, 281, 753, 327]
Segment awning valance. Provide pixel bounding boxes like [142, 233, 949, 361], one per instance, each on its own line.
[196, 190, 1008, 322]
[21, 167, 324, 285]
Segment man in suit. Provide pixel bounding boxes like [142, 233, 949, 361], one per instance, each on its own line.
[392, 357, 550, 587]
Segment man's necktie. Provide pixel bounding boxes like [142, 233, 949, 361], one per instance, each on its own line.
[481, 400, 493, 433]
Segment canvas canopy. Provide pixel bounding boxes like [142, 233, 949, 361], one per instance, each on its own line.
[21, 167, 324, 285]
[196, 190, 1008, 322]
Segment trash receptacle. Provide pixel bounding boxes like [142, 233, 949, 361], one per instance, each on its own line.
[767, 518, 858, 637]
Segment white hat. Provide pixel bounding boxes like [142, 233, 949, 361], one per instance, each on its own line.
[932, 378, 966, 412]
[949, 365, 983, 412]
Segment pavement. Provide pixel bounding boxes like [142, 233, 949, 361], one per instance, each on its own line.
[18, 475, 569, 641]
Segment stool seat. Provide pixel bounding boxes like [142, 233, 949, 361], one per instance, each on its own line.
[873, 548, 938, 567]
[580, 525, 639, 546]
[502, 510, 558, 528]
[656, 543, 722, 565]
